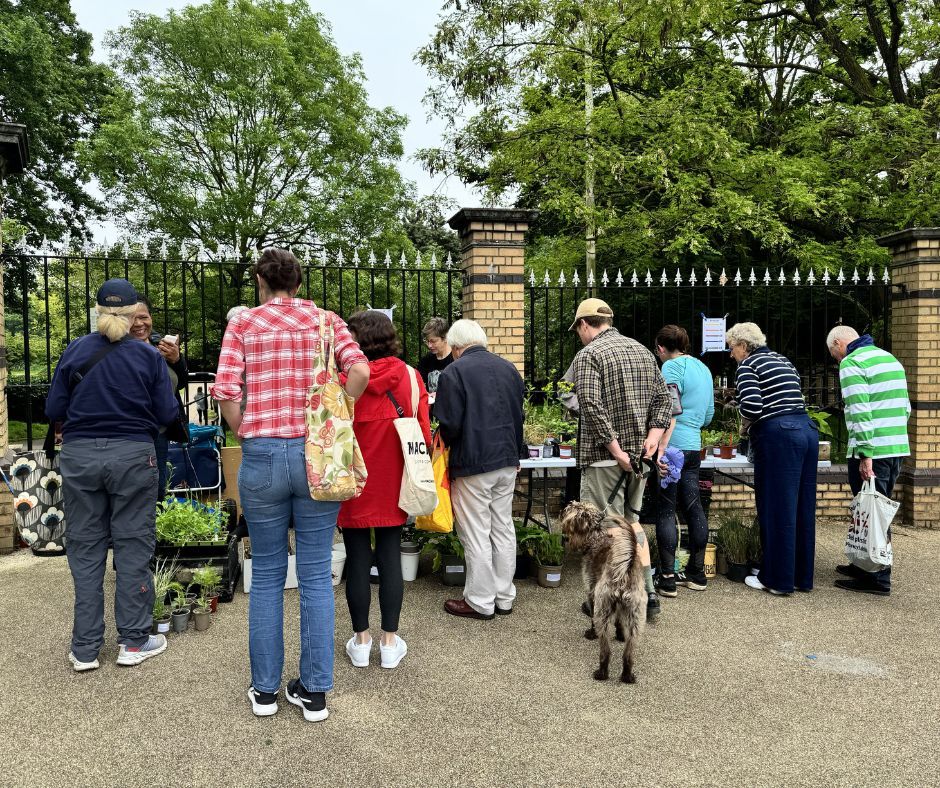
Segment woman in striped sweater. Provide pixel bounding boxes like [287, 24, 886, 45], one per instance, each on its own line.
[726, 322, 818, 595]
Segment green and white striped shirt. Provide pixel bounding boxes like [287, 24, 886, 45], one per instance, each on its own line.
[839, 345, 910, 459]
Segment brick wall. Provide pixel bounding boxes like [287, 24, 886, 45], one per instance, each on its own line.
[448, 208, 538, 376]
[878, 228, 940, 528]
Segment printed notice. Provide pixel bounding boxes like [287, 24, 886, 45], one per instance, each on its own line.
[702, 316, 727, 353]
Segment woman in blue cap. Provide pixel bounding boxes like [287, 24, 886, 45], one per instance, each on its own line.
[46, 278, 180, 671]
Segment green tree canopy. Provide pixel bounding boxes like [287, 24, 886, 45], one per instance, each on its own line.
[419, 0, 940, 275]
[88, 0, 409, 262]
[0, 0, 114, 242]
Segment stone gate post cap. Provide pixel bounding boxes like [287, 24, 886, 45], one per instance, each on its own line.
[447, 207, 539, 231]
[569, 298, 613, 331]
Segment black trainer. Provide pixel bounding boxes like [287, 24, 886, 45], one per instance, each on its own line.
[285, 679, 329, 722]
[247, 686, 278, 717]
[646, 592, 661, 622]
[676, 571, 707, 591]
[836, 564, 867, 579]
[654, 574, 677, 598]
[494, 605, 513, 616]
[834, 577, 890, 597]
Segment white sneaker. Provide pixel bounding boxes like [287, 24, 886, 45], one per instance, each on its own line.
[745, 574, 789, 596]
[68, 652, 99, 672]
[380, 635, 408, 669]
[345, 635, 372, 668]
[116, 634, 167, 666]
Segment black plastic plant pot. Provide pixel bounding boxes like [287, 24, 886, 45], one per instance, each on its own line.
[514, 553, 531, 580]
[726, 562, 749, 583]
[441, 554, 466, 586]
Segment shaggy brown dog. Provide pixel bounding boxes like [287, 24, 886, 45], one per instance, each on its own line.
[561, 501, 647, 683]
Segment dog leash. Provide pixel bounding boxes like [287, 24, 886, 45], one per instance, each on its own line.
[602, 455, 656, 518]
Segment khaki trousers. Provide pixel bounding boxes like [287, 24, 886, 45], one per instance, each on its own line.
[451, 466, 518, 615]
[580, 464, 646, 524]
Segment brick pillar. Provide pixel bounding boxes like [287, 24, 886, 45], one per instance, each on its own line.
[877, 227, 940, 528]
[0, 123, 30, 552]
[447, 208, 538, 377]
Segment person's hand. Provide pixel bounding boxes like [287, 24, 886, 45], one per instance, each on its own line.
[657, 458, 668, 478]
[859, 457, 875, 481]
[615, 452, 634, 473]
[158, 338, 180, 364]
[642, 435, 659, 458]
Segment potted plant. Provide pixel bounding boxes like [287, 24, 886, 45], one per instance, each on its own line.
[807, 408, 833, 460]
[718, 432, 735, 460]
[415, 530, 466, 586]
[523, 422, 548, 458]
[192, 564, 223, 613]
[400, 524, 421, 582]
[151, 556, 177, 634]
[700, 429, 725, 459]
[192, 585, 212, 632]
[534, 532, 565, 588]
[169, 582, 191, 633]
[156, 497, 228, 547]
[714, 512, 760, 583]
[513, 521, 546, 579]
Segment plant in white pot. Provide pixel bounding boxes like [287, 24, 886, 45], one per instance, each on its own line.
[534, 532, 565, 588]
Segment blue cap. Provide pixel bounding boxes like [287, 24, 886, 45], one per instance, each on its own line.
[96, 278, 139, 307]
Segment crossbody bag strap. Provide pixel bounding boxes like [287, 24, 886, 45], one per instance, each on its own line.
[408, 366, 419, 417]
[68, 336, 127, 392]
[385, 389, 405, 418]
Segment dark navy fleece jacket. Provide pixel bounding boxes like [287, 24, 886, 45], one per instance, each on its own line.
[45, 333, 179, 443]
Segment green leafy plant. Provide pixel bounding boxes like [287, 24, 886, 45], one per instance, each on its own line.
[155, 498, 226, 545]
[700, 429, 726, 448]
[152, 556, 178, 618]
[414, 529, 464, 571]
[807, 408, 833, 438]
[192, 563, 222, 606]
[514, 521, 547, 558]
[714, 512, 761, 564]
[169, 581, 190, 613]
[534, 532, 565, 567]
[523, 372, 576, 445]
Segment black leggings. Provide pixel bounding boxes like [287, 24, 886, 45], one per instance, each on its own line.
[342, 526, 404, 633]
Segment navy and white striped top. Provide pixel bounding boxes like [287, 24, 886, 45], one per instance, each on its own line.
[735, 347, 805, 423]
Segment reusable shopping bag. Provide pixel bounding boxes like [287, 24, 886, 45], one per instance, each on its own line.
[7, 446, 66, 556]
[415, 433, 453, 533]
[385, 367, 438, 516]
[845, 478, 897, 570]
[304, 310, 367, 501]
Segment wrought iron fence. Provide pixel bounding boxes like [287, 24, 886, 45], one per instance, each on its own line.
[526, 264, 893, 459]
[3, 248, 462, 447]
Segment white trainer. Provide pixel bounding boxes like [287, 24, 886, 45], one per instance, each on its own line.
[68, 652, 99, 672]
[345, 635, 372, 668]
[745, 574, 789, 596]
[116, 634, 167, 666]
[380, 635, 408, 669]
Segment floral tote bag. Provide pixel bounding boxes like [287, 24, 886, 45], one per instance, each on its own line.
[304, 310, 367, 501]
[8, 449, 66, 555]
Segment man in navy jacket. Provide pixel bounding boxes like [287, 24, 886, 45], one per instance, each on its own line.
[434, 320, 525, 620]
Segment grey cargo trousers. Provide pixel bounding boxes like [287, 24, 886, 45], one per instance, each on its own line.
[60, 438, 158, 662]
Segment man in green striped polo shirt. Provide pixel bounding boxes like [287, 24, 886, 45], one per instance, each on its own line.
[827, 325, 910, 596]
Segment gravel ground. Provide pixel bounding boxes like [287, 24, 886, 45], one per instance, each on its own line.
[1, 519, 938, 788]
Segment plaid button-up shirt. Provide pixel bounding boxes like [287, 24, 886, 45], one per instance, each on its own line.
[211, 298, 367, 439]
[573, 327, 672, 466]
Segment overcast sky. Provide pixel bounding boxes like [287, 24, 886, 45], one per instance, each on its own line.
[71, 0, 486, 240]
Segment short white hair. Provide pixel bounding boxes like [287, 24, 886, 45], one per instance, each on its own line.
[725, 322, 766, 352]
[826, 325, 859, 349]
[226, 305, 249, 321]
[447, 319, 488, 350]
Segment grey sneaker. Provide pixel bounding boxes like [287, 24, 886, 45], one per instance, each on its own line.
[68, 652, 99, 672]
[116, 634, 167, 666]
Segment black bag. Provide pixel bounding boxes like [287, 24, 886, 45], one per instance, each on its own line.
[164, 400, 190, 444]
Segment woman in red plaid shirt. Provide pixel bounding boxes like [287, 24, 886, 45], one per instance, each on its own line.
[212, 249, 369, 723]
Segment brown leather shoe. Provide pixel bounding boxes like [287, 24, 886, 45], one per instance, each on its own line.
[444, 598, 494, 620]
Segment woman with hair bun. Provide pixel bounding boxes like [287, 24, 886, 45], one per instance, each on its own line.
[212, 248, 370, 723]
[46, 278, 179, 672]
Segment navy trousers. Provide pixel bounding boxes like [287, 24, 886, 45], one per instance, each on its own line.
[752, 414, 818, 593]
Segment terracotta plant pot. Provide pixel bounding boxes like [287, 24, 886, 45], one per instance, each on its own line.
[558, 444, 573, 459]
[208, 594, 219, 613]
[718, 445, 735, 459]
[700, 447, 708, 460]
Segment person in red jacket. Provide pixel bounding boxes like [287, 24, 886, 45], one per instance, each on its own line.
[338, 311, 432, 670]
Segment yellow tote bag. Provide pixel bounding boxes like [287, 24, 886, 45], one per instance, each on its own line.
[415, 434, 453, 533]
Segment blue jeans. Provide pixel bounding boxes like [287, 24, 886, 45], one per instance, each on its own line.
[847, 457, 899, 588]
[656, 450, 709, 578]
[752, 414, 818, 593]
[238, 438, 339, 694]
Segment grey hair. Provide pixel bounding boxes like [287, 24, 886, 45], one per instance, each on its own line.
[422, 316, 449, 341]
[725, 322, 767, 353]
[447, 319, 488, 350]
[226, 305, 249, 322]
[826, 325, 859, 349]
[96, 304, 136, 343]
